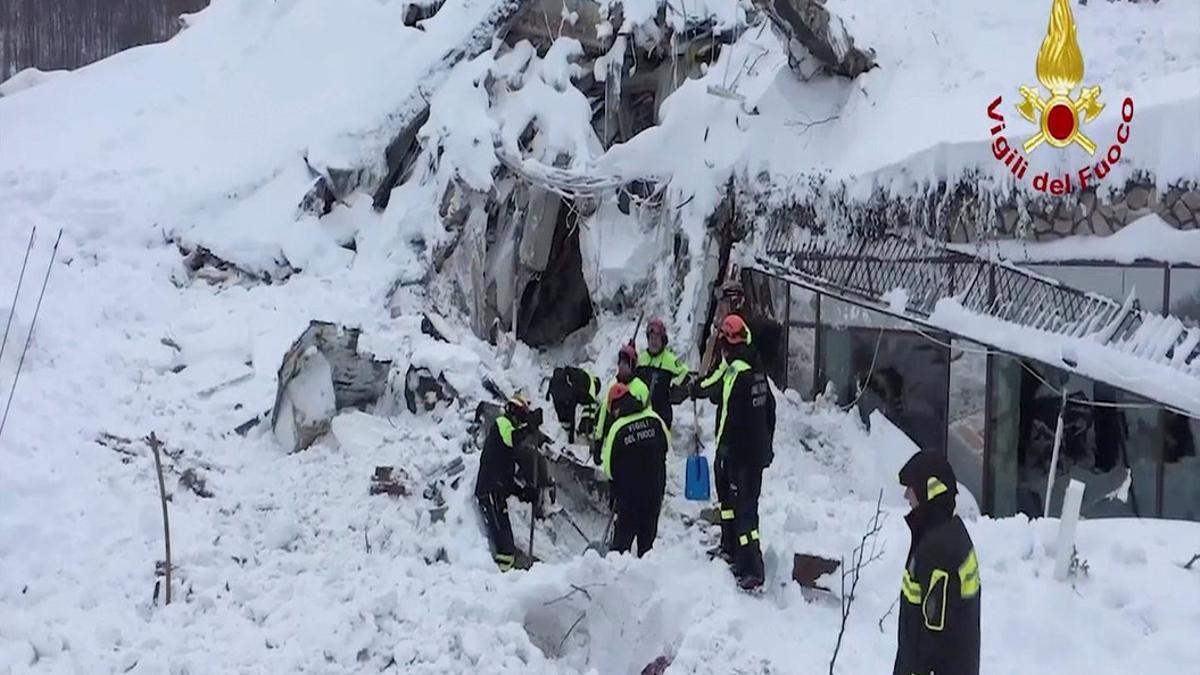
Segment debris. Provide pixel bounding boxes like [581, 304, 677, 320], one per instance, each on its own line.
[233, 410, 270, 436]
[273, 345, 337, 453]
[403, 364, 459, 414]
[420, 312, 458, 343]
[179, 468, 214, 499]
[641, 656, 673, 675]
[369, 466, 411, 497]
[270, 321, 393, 452]
[177, 243, 293, 286]
[96, 432, 139, 464]
[762, 0, 878, 79]
[792, 553, 841, 591]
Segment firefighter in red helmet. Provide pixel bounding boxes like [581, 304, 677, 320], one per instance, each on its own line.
[635, 317, 693, 430]
[591, 343, 651, 464]
[693, 314, 776, 589]
[599, 382, 671, 557]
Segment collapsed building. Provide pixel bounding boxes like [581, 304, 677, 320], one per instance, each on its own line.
[274, 0, 1200, 523]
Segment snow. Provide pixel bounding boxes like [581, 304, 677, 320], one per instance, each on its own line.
[1, 1, 1199, 674]
[929, 297, 1200, 416]
[954, 213, 1200, 266]
[0, 68, 69, 97]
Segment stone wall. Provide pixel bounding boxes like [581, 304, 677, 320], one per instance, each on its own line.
[751, 174, 1200, 245]
[954, 179, 1200, 244]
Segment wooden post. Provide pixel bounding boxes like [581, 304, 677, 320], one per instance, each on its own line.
[146, 432, 172, 605]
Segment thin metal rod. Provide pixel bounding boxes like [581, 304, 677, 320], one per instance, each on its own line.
[0, 227, 36, 368]
[0, 229, 61, 442]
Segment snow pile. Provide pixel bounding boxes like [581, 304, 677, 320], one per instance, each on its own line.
[957, 213, 1200, 266]
[1, 1, 1199, 674]
[0, 68, 69, 97]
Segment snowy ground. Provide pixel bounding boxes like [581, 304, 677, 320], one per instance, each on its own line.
[3, 1, 1200, 674]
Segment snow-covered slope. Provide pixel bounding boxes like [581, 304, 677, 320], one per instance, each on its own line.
[2, 1, 1200, 674]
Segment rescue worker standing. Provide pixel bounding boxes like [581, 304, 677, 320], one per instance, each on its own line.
[591, 343, 651, 463]
[636, 317, 692, 429]
[894, 451, 981, 675]
[600, 383, 671, 557]
[695, 315, 775, 589]
[475, 396, 541, 572]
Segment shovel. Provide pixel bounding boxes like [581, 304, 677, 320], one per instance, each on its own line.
[554, 508, 609, 554]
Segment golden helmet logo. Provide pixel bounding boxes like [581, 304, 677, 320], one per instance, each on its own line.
[1016, 0, 1104, 154]
[986, 0, 1135, 195]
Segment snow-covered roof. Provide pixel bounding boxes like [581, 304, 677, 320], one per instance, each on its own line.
[751, 232, 1200, 415]
[953, 214, 1200, 266]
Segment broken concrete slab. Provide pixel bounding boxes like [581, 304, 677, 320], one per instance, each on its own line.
[272, 345, 337, 453]
[271, 321, 394, 452]
[420, 311, 460, 343]
[761, 0, 877, 79]
[177, 244, 294, 287]
[404, 364, 460, 414]
[369, 466, 411, 497]
[792, 553, 841, 591]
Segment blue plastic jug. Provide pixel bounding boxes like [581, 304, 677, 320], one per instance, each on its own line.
[685, 454, 711, 501]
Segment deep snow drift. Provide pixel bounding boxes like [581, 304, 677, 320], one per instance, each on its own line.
[2, 1, 1200, 674]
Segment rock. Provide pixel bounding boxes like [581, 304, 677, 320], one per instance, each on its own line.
[403, 364, 459, 414]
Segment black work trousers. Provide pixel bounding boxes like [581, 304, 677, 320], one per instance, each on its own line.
[729, 461, 764, 581]
[477, 492, 516, 570]
[611, 462, 666, 558]
[714, 450, 736, 556]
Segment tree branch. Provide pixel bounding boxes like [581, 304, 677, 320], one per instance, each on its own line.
[829, 490, 887, 675]
[785, 114, 839, 135]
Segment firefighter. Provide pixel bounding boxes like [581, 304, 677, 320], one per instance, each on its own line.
[591, 343, 651, 463]
[695, 314, 776, 589]
[600, 382, 671, 557]
[894, 451, 981, 675]
[635, 317, 692, 429]
[475, 395, 542, 572]
[548, 366, 602, 444]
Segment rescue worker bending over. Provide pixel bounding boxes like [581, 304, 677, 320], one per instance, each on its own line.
[591, 343, 651, 464]
[601, 382, 671, 557]
[475, 396, 541, 572]
[695, 314, 775, 590]
[894, 451, 981, 675]
[636, 317, 692, 429]
[548, 366, 601, 444]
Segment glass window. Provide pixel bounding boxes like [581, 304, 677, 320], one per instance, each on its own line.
[1162, 412, 1200, 521]
[743, 271, 789, 389]
[949, 340, 987, 508]
[986, 357, 1158, 519]
[1029, 264, 1164, 313]
[1169, 268, 1200, 326]
[986, 355, 1024, 516]
[822, 296, 910, 330]
[821, 327, 950, 456]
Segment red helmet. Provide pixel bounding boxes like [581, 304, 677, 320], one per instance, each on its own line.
[646, 317, 667, 339]
[618, 343, 638, 365]
[719, 314, 748, 345]
[607, 382, 630, 405]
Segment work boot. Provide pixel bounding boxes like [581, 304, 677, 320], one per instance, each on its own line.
[736, 574, 764, 592]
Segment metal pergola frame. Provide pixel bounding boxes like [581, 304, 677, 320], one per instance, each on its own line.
[749, 232, 1200, 519]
